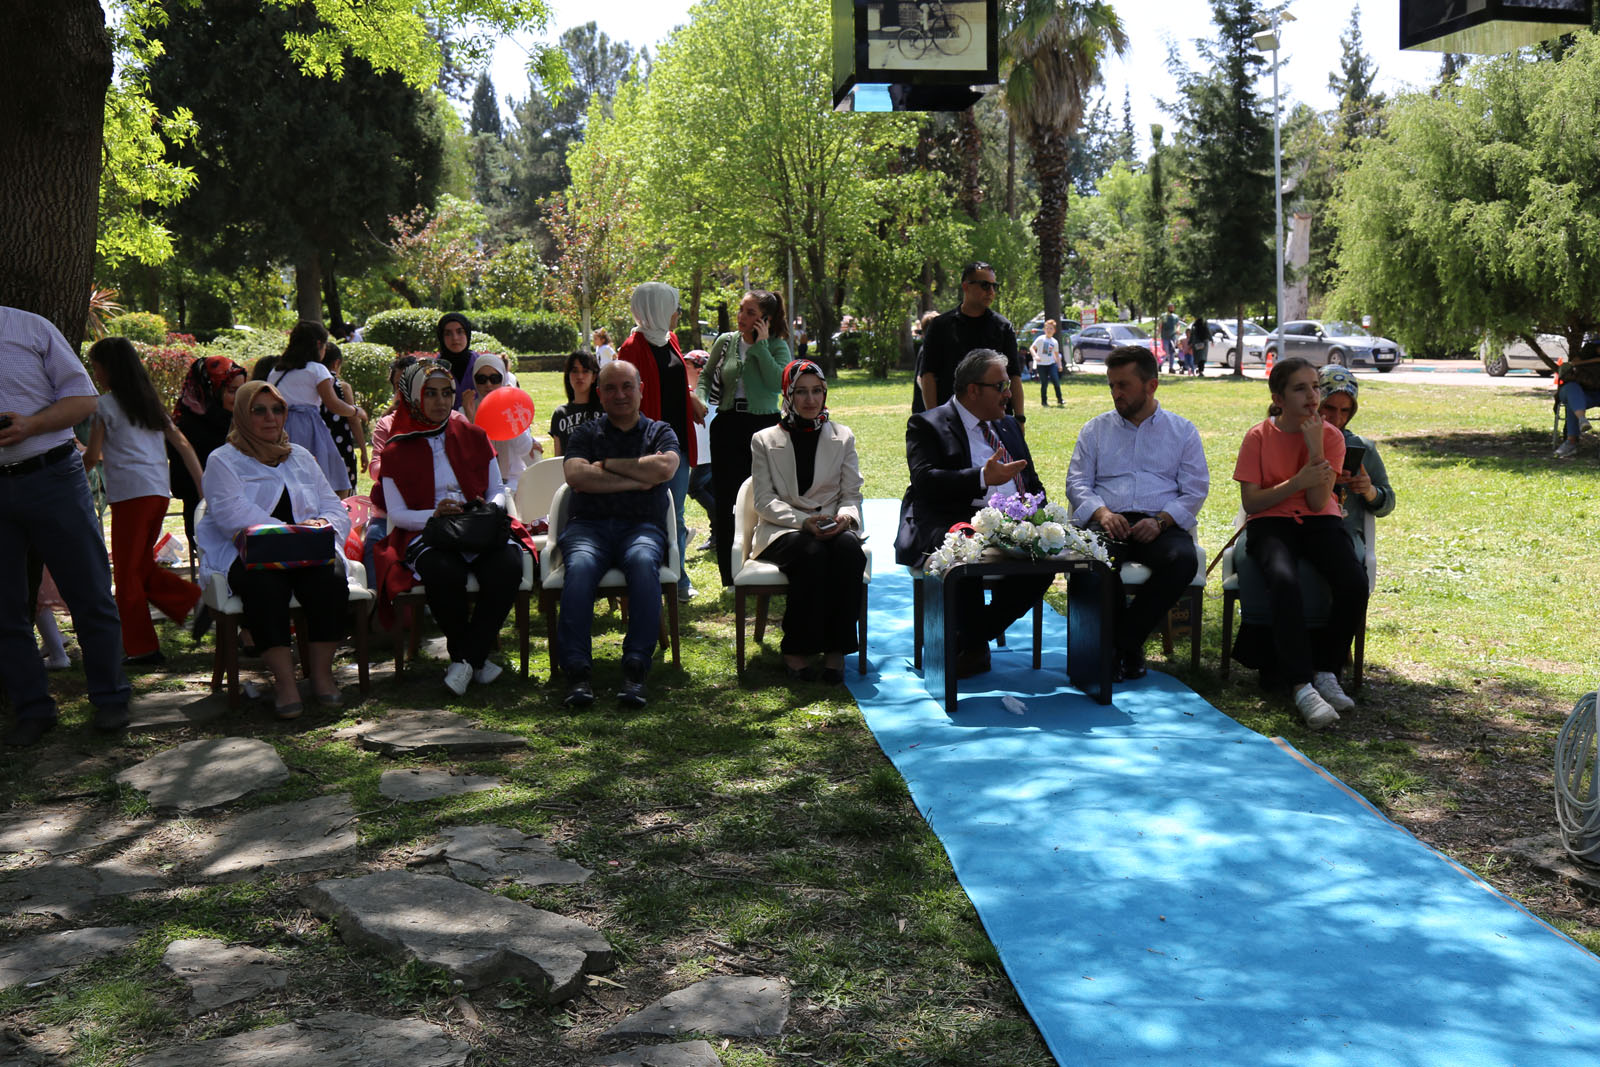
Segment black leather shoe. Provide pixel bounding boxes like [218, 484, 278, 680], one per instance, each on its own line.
[93, 705, 130, 731]
[122, 650, 166, 667]
[563, 679, 595, 707]
[1114, 658, 1147, 682]
[954, 647, 991, 679]
[820, 667, 846, 686]
[4, 718, 56, 747]
[189, 604, 213, 642]
[617, 658, 649, 708]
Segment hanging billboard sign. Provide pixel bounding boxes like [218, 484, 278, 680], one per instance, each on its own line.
[1400, 0, 1591, 53]
[833, 0, 999, 111]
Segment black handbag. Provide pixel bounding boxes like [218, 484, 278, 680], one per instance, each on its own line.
[421, 500, 510, 554]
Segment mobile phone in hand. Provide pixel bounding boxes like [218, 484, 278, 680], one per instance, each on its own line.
[815, 518, 838, 533]
[1342, 445, 1367, 475]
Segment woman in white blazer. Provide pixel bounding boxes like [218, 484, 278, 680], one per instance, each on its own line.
[750, 360, 866, 684]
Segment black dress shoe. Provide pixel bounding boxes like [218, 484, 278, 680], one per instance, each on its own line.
[820, 667, 846, 686]
[122, 650, 166, 667]
[93, 705, 130, 731]
[563, 679, 595, 707]
[784, 664, 819, 682]
[617, 658, 649, 708]
[1114, 658, 1147, 682]
[954, 647, 992, 679]
[189, 604, 213, 641]
[4, 718, 56, 747]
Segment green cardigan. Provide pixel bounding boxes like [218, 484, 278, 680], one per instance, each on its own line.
[696, 331, 791, 415]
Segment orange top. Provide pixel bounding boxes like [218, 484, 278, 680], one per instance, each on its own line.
[1232, 417, 1346, 522]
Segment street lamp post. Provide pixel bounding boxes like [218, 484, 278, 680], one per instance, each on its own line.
[1254, 6, 1294, 376]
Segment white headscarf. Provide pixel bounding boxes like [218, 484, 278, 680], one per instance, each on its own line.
[630, 282, 680, 348]
[472, 352, 517, 391]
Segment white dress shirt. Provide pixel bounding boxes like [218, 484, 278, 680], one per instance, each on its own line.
[1065, 403, 1210, 529]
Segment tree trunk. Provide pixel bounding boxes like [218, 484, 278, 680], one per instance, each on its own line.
[321, 253, 343, 332]
[1028, 129, 1070, 323]
[1006, 118, 1017, 219]
[687, 265, 703, 350]
[956, 107, 983, 221]
[1234, 305, 1247, 379]
[295, 253, 323, 323]
[0, 0, 113, 346]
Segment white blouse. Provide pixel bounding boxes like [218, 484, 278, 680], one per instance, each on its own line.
[197, 443, 350, 585]
[381, 434, 507, 533]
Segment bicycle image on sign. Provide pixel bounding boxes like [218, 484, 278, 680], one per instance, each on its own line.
[866, 0, 984, 72]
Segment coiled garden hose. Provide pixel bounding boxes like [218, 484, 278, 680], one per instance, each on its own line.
[1555, 691, 1600, 861]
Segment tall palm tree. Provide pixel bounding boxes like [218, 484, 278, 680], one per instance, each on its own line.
[1001, 1, 1128, 321]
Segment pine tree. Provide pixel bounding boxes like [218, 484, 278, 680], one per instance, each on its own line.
[1171, 0, 1275, 376]
[1328, 8, 1383, 146]
[1135, 125, 1171, 317]
[470, 73, 503, 139]
[1118, 87, 1136, 162]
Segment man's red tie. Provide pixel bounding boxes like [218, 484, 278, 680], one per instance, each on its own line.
[980, 420, 1026, 495]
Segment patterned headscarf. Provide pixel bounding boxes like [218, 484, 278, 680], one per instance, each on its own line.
[1318, 364, 1360, 418]
[173, 355, 246, 426]
[779, 359, 829, 435]
[226, 381, 293, 467]
[630, 282, 679, 347]
[390, 360, 456, 440]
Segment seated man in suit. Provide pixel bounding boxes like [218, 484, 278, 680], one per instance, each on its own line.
[559, 360, 680, 709]
[1065, 345, 1209, 680]
[895, 349, 1053, 678]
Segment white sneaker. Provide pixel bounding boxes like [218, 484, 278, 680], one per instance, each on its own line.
[444, 660, 472, 696]
[42, 652, 70, 671]
[1293, 684, 1340, 729]
[1556, 439, 1579, 459]
[678, 584, 698, 603]
[1312, 671, 1355, 712]
[473, 660, 503, 686]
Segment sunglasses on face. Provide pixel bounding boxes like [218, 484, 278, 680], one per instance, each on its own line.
[967, 279, 1001, 292]
[475, 373, 503, 386]
[250, 404, 287, 417]
[976, 380, 1011, 393]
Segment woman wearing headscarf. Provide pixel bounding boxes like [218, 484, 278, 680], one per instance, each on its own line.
[169, 354, 247, 550]
[195, 380, 351, 719]
[465, 352, 541, 492]
[749, 360, 866, 684]
[436, 312, 481, 410]
[372, 361, 536, 696]
[617, 282, 704, 601]
[698, 289, 791, 586]
[1317, 365, 1395, 548]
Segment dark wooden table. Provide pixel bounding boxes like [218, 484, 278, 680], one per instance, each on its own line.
[922, 556, 1116, 713]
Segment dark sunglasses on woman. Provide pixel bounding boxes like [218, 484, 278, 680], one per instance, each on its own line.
[474, 373, 503, 386]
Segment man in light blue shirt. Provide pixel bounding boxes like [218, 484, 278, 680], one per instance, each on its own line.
[1066, 345, 1209, 679]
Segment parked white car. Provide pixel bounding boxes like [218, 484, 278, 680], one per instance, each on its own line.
[1204, 318, 1269, 368]
[1479, 333, 1562, 377]
[1261, 320, 1402, 372]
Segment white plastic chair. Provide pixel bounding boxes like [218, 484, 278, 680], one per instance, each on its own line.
[538, 484, 681, 676]
[731, 477, 871, 682]
[511, 456, 570, 550]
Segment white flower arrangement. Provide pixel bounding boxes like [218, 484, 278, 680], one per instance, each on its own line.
[923, 491, 1111, 577]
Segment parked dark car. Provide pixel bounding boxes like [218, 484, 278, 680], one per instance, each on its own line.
[1071, 323, 1154, 365]
[1261, 320, 1401, 372]
[1018, 315, 1082, 354]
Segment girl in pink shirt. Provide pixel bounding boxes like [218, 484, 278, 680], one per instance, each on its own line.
[1232, 358, 1368, 729]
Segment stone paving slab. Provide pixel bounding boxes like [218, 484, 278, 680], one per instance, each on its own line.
[336, 710, 527, 757]
[127, 1011, 469, 1067]
[379, 770, 502, 803]
[0, 809, 158, 859]
[0, 926, 141, 991]
[594, 1040, 722, 1066]
[602, 976, 790, 1041]
[162, 938, 290, 1016]
[181, 795, 357, 882]
[113, 738, 289, 811]
[301, 870, 612, 1001]
[128, 690, 229, 732]
[1506, 832, 1600, 898]
[0, 859, 164, 919]
[414, 825, 592, 887]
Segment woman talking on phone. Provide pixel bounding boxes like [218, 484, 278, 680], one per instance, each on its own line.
[697, 289, 791, 586]
[1231, 357, 1368, 730]
[749, 360, 865, 684]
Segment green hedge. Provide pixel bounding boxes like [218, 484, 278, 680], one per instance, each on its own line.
[106, 311, 169, 346]
[470, 308, 577, 354]
[363, 307, 443, 352]
[204, 328, 287, 368]
[335, 341, 398, 416]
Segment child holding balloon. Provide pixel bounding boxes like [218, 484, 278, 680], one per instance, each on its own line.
[469, 353, 541, 492]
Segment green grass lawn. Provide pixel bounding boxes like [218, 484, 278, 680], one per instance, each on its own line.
[4, 366, 1598, 1065]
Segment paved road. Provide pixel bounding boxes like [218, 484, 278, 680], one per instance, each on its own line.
[1072, 360, 1557, 388]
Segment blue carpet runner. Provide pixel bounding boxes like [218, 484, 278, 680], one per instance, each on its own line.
[844, 497, 1600, 1066]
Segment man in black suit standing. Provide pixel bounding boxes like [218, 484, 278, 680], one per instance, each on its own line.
[895, 349, 1053, 678]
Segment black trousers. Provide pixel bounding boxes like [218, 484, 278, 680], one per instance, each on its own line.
[1244, 515, 1368, 684]
[758, 529, 867, 655]
[710, 410, 779, 586]
[1094, 517, 1199, 662]
[411, 542, 523, 669]
[227, 560, 347, 651]
[954, 572, 1054, 655]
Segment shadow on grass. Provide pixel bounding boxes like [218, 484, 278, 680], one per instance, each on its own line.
[1384, 424, 1600, 470]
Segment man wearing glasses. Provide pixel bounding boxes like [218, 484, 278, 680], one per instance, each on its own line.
[895, 349, 1050, 679]
[916, 262, 1025, 428]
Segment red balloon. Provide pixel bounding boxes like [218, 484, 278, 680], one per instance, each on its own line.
[475, 386, 535, 440]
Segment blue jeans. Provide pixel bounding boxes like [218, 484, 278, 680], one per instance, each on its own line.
[1560, 382, 1600, 437]
[0, 450, 129, 722]
[557, 518, 666, 676]
[1037, 363, 1062, 404]
[361, 516, 388, 591]
[668, 460, 690, 593]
